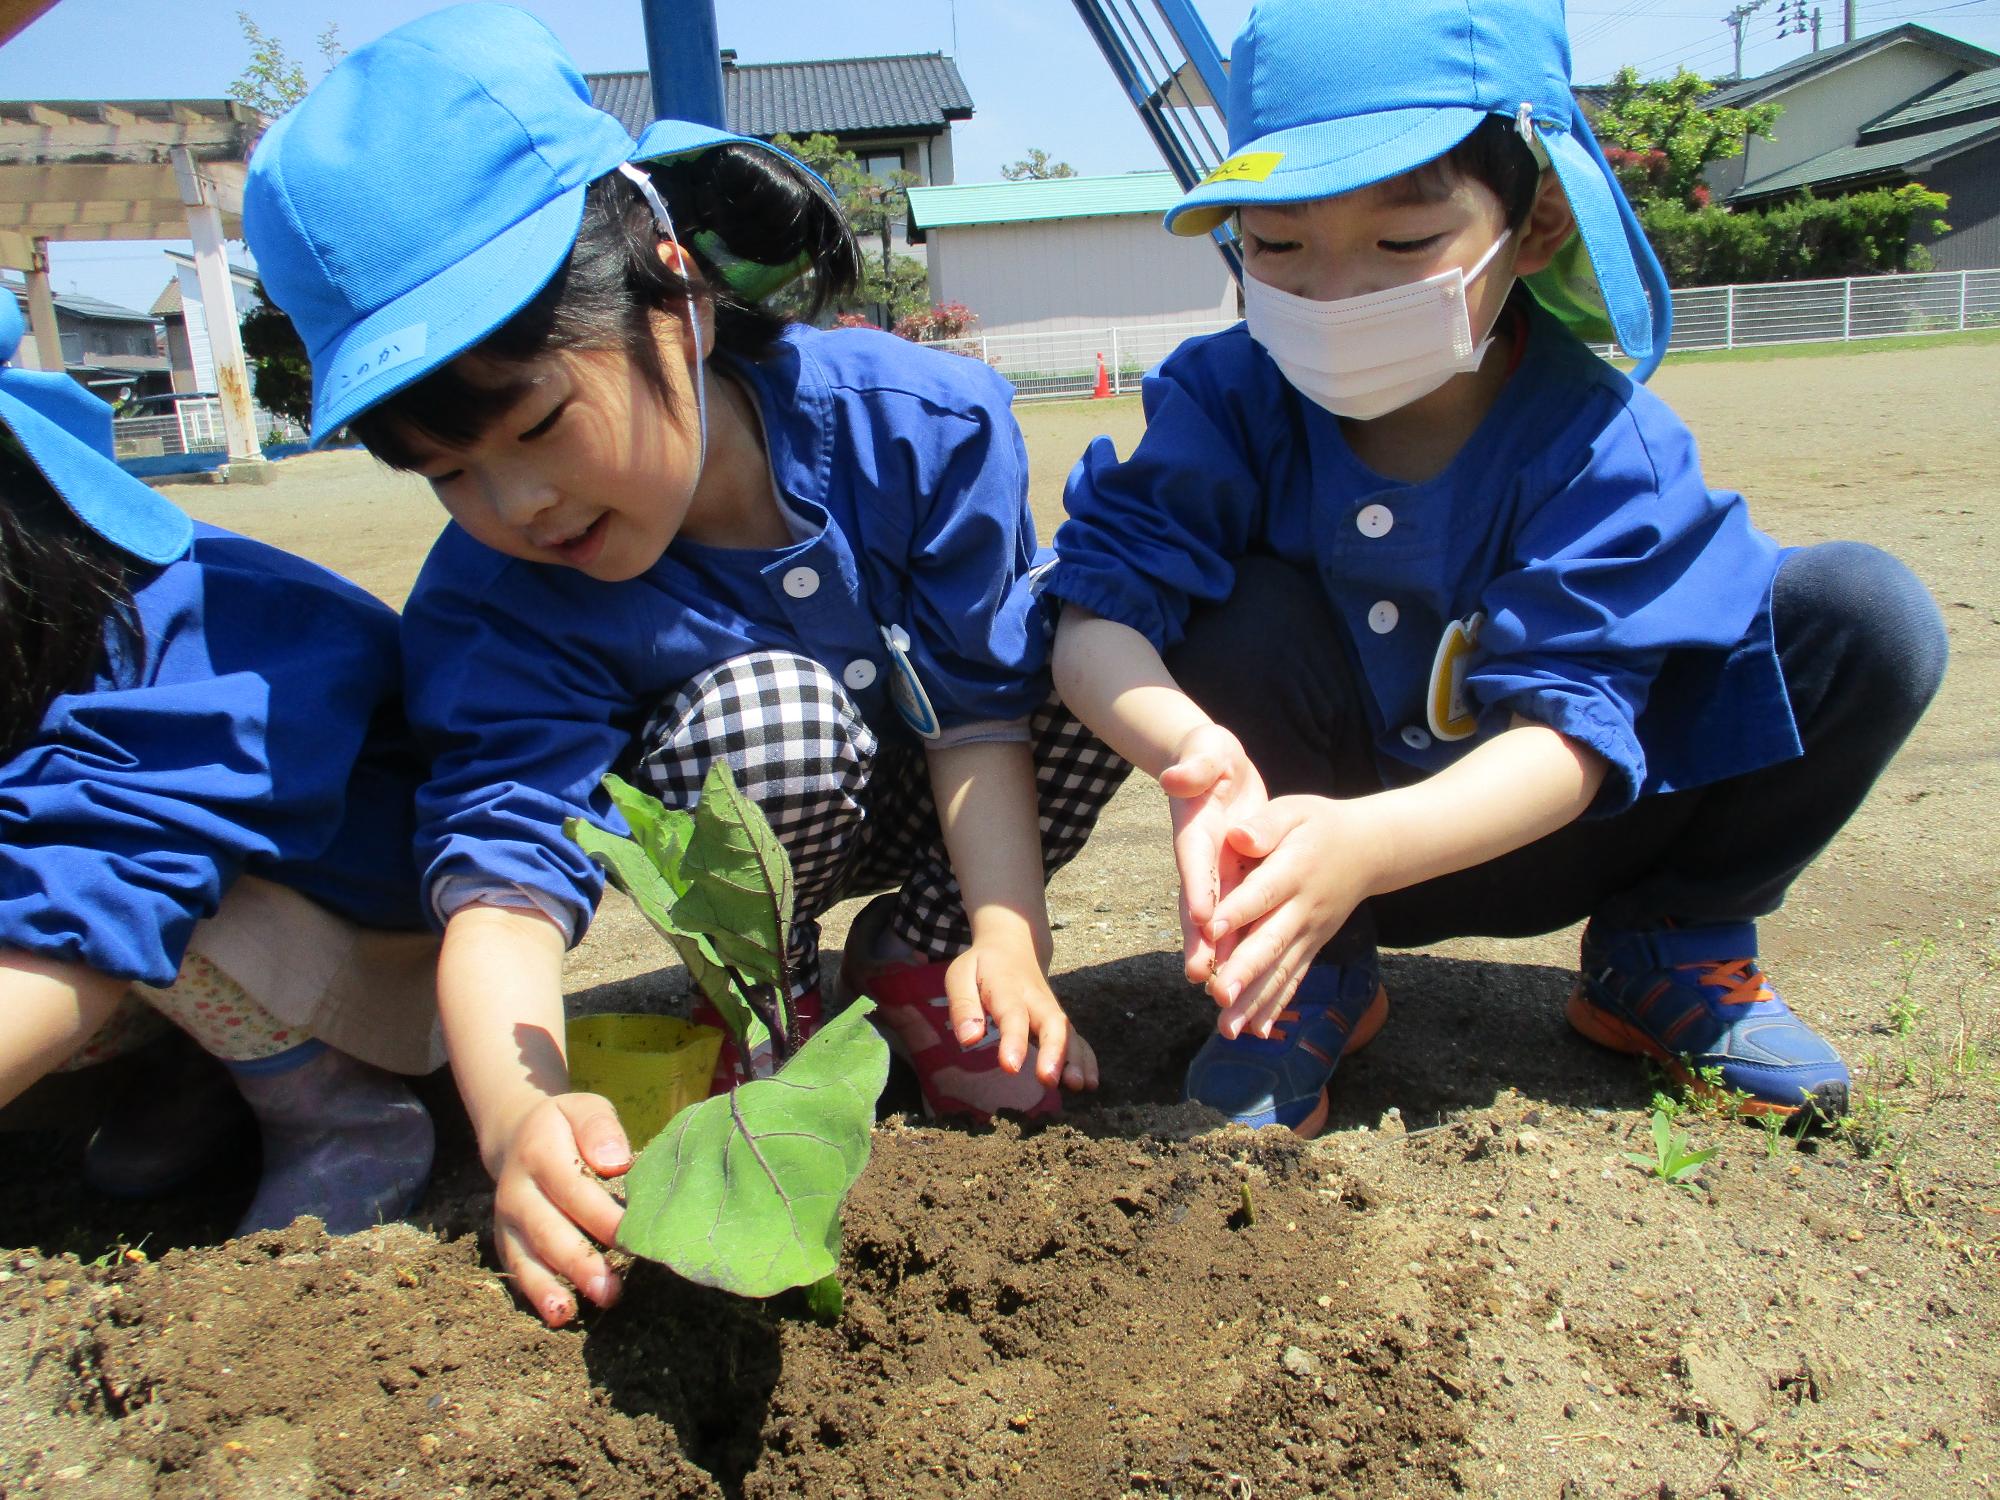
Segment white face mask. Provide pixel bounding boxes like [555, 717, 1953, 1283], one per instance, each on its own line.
[615, 161, 709, 475]
[1244, 229, 1513, 421]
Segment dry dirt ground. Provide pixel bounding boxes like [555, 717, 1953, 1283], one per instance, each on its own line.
[3, 336, 1996, 1499]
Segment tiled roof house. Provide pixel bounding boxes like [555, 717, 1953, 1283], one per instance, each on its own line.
[588, 51, 974, 190]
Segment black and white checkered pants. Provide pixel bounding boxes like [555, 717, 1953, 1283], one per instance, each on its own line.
[626, 651, 1129, 996]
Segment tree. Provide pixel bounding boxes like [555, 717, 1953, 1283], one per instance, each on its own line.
[769, 132, 928, 327]
[1001, 148, 1078, 181]
[1591, 64, 1945, 285]
[1588, 66, 1778, 209]
[229, 14, 344, 429]
[228, 12, 344, 117]
[238, 296, 313, 429]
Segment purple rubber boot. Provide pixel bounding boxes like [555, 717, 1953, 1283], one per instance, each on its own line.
[227, 1041, 434, 1236]
[83, 1028, 256, 1199]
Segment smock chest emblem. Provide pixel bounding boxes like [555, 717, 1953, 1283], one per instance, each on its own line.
[882, 625, 943, 741]
[1427, 612, 1485, 742]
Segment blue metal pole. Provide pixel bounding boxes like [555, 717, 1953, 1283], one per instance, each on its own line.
[1150, 0, 1230, 116]
[640, 0, 727, 127]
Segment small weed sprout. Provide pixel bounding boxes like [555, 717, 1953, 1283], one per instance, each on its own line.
[1882, 936, 1935, 1037]
[1624, 1108, 1719, 1191]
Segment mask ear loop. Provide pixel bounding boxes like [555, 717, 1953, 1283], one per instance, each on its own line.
[616, 161, 708, 474]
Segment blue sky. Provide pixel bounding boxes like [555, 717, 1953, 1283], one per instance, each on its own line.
[3, 0, 1995, 311]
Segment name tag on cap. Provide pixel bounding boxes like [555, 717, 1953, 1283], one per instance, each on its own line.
[1200, 151, 1284, 186]
[1427, 613, 1485, 742]
[882, 625, 942, 741]
[333, 322, 428, 396]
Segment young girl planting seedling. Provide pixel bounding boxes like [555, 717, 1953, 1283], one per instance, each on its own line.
[0, 295, 439, 1236]
[244, 3, 1127, 1328]
[1050, 0, 1948, 1137]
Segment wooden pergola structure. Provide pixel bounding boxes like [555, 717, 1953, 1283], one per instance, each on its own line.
[0, 92, 269, 469]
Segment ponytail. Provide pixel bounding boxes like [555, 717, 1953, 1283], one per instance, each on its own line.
[0, 439, 143, 759]
[351, 142, 861, 468]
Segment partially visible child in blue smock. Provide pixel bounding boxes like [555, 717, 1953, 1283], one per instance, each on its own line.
[242, 5, 1128, 1329]
[1049, 0, 1948, 1137]
[0, 295, 438, 1234]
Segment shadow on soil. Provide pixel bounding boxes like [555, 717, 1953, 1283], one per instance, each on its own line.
[0, 950, 1657, 1270]
[1059, 947, 1664, 1133]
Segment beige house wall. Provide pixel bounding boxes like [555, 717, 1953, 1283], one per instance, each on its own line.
[925, 214, 1236, 338]
[1742, 44, 1966, 183]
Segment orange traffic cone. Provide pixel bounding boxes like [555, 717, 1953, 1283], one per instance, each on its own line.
[1092, 351, 1111, 400]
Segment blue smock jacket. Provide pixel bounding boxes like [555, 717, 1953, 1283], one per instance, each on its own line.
[1048, 302, 1801, 813]
[0, 524, 427, 986]
[401, 324, 1046, 937]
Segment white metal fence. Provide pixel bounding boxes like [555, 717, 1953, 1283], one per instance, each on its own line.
[924, 268, 2000, 401]
[111, 397, 307, 459]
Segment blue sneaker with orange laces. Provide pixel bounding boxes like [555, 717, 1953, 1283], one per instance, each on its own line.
[1182, 957, 1389, 1138]
[1568, 923, 1849, 1119]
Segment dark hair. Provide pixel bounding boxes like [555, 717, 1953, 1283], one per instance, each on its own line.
[351, 143, 861, 467]
[1422, 115, 1545, 229]
[0, 437, 144, 759]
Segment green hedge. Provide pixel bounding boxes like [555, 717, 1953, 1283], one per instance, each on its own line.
[1639, 185, 1950, 287]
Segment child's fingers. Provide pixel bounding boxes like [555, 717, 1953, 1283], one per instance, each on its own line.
[1026, 999, 1071, 1087]
[1179, 889, 1216, 983]
[493, 1178, 621, 1325]
[943, 952, 987, 1048]
[495, 1222, 577, 1328]
[1205, 852, 1298, 944]
[516, 1107, 625, 1250]
[980, 966, 1035, 1075]
[557, 1092, 633, 1179]
[1062, 1030, 1100, 1092]
[1207, 910, 1301, 1032]
[1221, 942, 1311, 1040]
[1158, 750, 1222, 799]
[1223, 801, 1300, 861]
[1172, 816, 1221, 929]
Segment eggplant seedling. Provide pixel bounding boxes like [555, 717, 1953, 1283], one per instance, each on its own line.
[565, 764, 889, 1301]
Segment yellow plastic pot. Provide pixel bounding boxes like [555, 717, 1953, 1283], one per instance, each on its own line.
[565, 1013, 723, 1148]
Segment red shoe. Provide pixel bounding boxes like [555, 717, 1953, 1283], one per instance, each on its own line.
[693, 987, 823, 1094]
[837, 895, 1060, 1124]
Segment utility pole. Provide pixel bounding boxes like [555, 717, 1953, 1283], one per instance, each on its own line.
[1720, 0, 1769, 77]
[1811, 5, 1823, 50]
[1843, 0, 1855, 41]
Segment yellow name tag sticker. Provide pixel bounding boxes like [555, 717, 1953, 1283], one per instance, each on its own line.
[1427, 612, 1485, 742]
[1199, 151, 1285, 187]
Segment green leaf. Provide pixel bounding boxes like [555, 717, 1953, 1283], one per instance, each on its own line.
[673, 761, 795, 991]
[1667, 1145, 1720, 1177]
[616, 1000, 890, 1297]
[565, 807, 768, 1061]
[599, 773, 692, 892]
[1650, 1109, 1675, 1162]
[803, 1273, 844, 1324]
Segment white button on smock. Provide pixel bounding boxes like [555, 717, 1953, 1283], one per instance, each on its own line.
[1400, 725, 1432, 750]
[781, 565, 820, 599]
[843, 659, 878, 691]
[1367, 600, 1399, 635]
[1356, 504, 1394, 539]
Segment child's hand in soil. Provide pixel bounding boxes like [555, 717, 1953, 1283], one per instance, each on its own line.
[1200, 794, 1378, 1040]
[945, 941, 1099, 1091]
[491, 1092, 632, 1328]
[1160, 723, 1269, 987]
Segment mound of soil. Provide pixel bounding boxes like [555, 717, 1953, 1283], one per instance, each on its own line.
[5, 1123, 1483, 1499]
